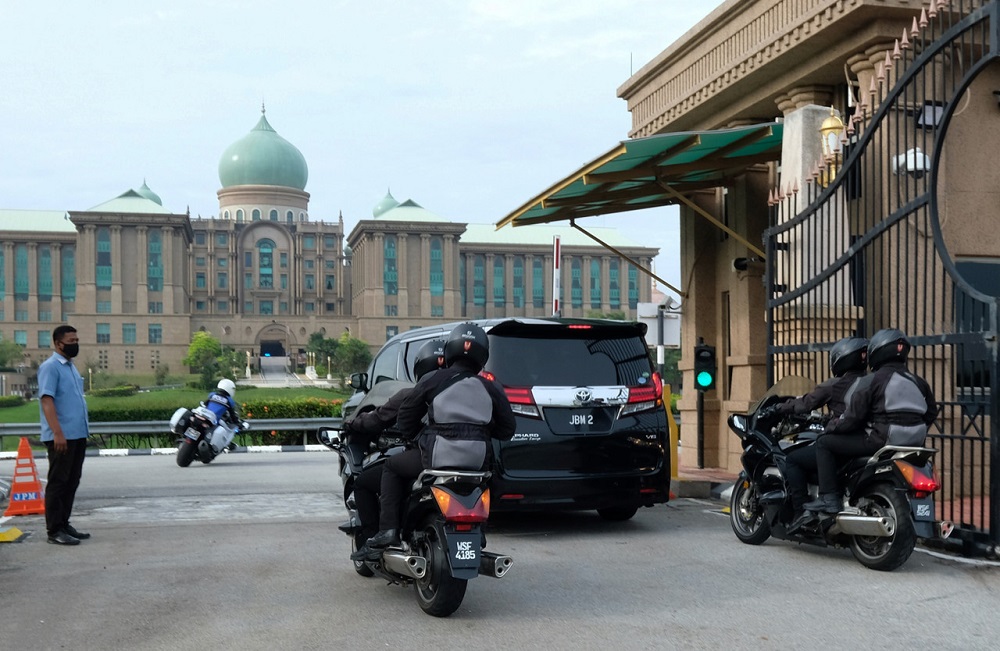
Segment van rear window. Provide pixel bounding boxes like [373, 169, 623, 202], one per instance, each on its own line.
[486, 333, 651, 386]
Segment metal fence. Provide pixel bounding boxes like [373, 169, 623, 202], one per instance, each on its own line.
[766, 1, 999, 556]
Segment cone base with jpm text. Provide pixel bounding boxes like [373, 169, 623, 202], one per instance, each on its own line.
[4, 437, 45, 516]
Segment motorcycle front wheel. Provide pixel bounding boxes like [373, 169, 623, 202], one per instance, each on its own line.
[176, 441, 196, 467]
[849, 483, 916, 571]
[413, 517, 468, 617]
[730, 477, 771, 545]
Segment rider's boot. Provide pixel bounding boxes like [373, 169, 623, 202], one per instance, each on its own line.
[803, 492, 842, 514]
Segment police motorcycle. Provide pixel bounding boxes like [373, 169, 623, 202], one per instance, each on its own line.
[728, 376, 952, 571]
[170, 404, 249, 467]
[316, 380, 513, 618]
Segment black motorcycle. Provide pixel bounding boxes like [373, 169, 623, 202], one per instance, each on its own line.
[727, 376, 952, 571]
[317, 401, 513, 617]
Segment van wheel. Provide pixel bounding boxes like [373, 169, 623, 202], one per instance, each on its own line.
[597, 505, 638, 521]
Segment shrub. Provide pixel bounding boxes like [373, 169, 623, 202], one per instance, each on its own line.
[0, 395, 25, 408]
[90, 385, 139, 398]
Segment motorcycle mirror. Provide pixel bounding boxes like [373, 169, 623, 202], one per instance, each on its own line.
[317, 427, 341, 448]
[730, 414, 748, 433]
[241, 420, 250, 431]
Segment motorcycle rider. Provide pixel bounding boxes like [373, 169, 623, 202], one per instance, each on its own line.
[345, 339, 446, 549]
[803, 328, 937, 515]
[768, 337, 868, 533]
[204, 378, 241, 451]
[359, 322, 516, 555]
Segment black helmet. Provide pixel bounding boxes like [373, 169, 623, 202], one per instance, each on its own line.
[829, 337, 869, 376]
[444, 322, 489, 371]
[868, 328, 911, 369]
[413, 339, 445, 381]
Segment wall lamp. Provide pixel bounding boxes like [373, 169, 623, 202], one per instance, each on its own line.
[892, 147, 931, 178]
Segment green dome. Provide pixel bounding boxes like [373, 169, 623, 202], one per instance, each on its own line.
[218, 113, 308, 190]
[373, 190, 399, 217]
[137, 180, 162, 206]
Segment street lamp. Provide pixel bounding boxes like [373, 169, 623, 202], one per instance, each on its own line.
[245, 350, 251, 379]
[88, 368, 93, 392]
[818, 107, 846, 187]
[327, 355, 331, 380]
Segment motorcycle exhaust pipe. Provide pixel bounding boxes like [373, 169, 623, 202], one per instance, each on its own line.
[382, 551, 427, 579]
[830, 514, 894, 537]
[479, 551, 514, 578]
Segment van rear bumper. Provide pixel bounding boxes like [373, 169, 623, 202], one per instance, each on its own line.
[489, 468, 671, 512]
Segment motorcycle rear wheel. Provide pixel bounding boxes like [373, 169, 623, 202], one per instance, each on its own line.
[176, 441, 196, 467]
[730, 478, 771, 545]
[413, 518, 468, 617]
[849, 484, 916, 571]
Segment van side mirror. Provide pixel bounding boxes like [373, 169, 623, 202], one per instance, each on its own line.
[349, 372, 368, 391]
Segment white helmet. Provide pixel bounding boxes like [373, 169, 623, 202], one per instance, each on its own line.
[217, 378, 236, 398]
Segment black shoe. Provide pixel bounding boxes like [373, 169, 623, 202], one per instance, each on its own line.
[787, 511, 816, 535]
[803, 493, 841, 514]
[63, 524, 90, 540]
[228, 442, 238, 451]
[366, 529, 399, 548]
[47, 531, 80, 546]
[350, 545, 371, 562]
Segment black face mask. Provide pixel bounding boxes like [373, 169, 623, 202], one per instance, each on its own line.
[61, 343, 80, 359]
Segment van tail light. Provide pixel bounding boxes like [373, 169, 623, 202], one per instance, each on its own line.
[432, 486, 490, 523]
[504, 386, 540, 418]
[621, 372, 664, 415]
[895, 461, 940, 497]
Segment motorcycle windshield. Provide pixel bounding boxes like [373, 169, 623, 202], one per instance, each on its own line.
[747, 375, 817, 415]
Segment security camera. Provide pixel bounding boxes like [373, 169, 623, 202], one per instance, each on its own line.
[733, 257, 750, 272]
[892, 147, 930, 178]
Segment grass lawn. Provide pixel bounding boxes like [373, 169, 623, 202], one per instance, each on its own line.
[0, 386, 352, 452]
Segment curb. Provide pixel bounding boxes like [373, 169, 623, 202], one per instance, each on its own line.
[0, 444, 333, 460]
[671, 476, 734, 501]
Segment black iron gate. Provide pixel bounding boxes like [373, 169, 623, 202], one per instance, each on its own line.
[766, 0, 1000, 556]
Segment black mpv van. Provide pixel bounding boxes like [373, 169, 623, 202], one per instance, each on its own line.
[344, 318, 671, 520]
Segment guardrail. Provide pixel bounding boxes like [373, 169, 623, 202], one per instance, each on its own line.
[0, 417, 343, 448]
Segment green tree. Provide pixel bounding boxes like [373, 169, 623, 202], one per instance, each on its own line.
[585, 310, 627, 321]
[0, 340, 24, 368]
[219, 346, 246, 380]
[183, 331, 222, 390]
[306, 332, 339, 367]
[332, 332, 372, 380]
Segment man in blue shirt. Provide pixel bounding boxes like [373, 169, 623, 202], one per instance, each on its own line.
[38, 325, 90, 546]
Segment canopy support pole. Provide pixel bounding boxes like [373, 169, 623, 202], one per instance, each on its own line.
[569, 219, 686, 299]
[656, 181, 766, 260]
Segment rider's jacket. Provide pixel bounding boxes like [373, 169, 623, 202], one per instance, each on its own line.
[347, 387, 413, 447]
[205, 391, 239, 427]
[777, 370, 864, 418]
[825, 361, 937, 446]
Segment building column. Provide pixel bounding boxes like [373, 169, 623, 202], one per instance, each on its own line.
[51, 243, 62, 309]
[27, 243, 39, 320]
[601, 256, 611, 313]
[420, 234, 431, 318]
[2, 242, 13, 320]
[582, 255, 592, 312]
[543, 254, 553, 315]
[161, 226, 174, 314]
[484, 253, 495, 318]
[397, 233, 409, 317]
[136, 226, 149, 314]
[110, 226, 122, 312]
[504, 254, 514, 312]
[444, 234, 458, 317]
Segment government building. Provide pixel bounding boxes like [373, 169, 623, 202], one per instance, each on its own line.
[0, 109, 658, 376]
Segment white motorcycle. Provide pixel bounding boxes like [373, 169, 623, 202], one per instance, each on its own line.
[170, 404, 249, 467]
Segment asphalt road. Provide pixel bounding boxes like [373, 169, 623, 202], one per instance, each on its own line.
[2, 452, 1000, 650]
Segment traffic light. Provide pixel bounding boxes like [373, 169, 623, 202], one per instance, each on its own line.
[694, 343, 717, 391]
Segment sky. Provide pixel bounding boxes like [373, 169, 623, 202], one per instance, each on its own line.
[1, 1, 716, 299]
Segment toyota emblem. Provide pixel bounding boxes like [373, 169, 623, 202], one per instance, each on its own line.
[575, 388, 593, 403]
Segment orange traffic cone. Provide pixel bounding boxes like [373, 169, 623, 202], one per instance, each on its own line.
[4, 437, 45, 516]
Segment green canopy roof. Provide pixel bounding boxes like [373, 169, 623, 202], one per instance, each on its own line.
[496, 122, 783, 229]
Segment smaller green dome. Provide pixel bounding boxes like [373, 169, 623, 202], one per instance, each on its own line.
[373, 189, 399, 218]
[218, 112, 308, 190]
[136, 180, 162, 206]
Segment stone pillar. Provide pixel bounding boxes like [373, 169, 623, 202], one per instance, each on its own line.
[27, 243, 38, 320]
[397, 233, 409, 316]
[601, 256, 611, 313]
[2, 242, 13, 320]
[484, 253, 495, 318]
[543, 254, 553, 315]
[51, 243, 62, 308]
[136, 226, 149, 314]
[161, 227, 174, 314]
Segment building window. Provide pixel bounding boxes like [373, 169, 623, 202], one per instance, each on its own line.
[61, 246, 76, 302]
[258, 238, 274, 289]
[385, 304, 398, 317]
[533, 261, 549, 309]
[513, 256, 524, 308]
[384, 235, 398, 296]
[304, 259, 315, 269]
[304, 235, 315, 249]
[15, 310, 28, 322]
[194, 232, 206, 245]
[280, 274, 288, 290]
[216, 233, 228, 247]
[38, 245, 53, 302]
[218, 272, 227, 289]
[493, 257, 505, 307]
[287, 211, 294, 223]
[305, 274, 315, 290]
[430, 236, 444, 297]
[96, 227, 112, 290]
[386, 326, 399, 341]
[38, 310, 52, 322]
[196, 256, 206, 267]
[98, 350, 108, 370]
[279, 301, 288, 313]
[122, 323, 136, 345]
[97, 301, 112, 314]
[473, 255, 485, 306]
[217, 258, 227, 267]
[124, 350, 135, 370]
[269, 209, 278, 221]
[148, 324, 162, 344]
[244, 301, 253, 313]
[150, 349, 160, 370]
[260, 300, 273, 315]
[217, 300, 228, 312]
[325, 274, 336, 290]
[245, 273, 253, 289]
[280, 252, 288, 268]
[325, 302, 336, 313]
[324, 236, 336, 249]
[431, 305, 443, 317]
[14, 330, 27, 346]
[590, 259, 602, 309]
[38, 330, 50, 348]
[148, 301, 163, 314]
[148, 230, 163, 292]
[236, 209, 245, 222]
[196, 272, 206, 289]
[97, 323, 111, 344]
[252, 209, 261, 221]
[244, 251, 252, 268]
[571, 259, 583, 308]
[305, 301, 315, 312]
[325, 259, 336, 270]
[609, 260, 620, 310]
[628, 265, 639, 309]
[15, 243, 30, 299]
[195, 300, 206, 311]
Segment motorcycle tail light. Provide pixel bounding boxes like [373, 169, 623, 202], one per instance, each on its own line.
[431, 486, 490, 523]
[895, 461, 940, 493]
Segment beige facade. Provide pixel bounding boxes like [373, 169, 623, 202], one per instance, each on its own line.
[617, 0, 999, 472]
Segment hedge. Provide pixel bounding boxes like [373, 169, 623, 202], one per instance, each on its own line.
[0, 395, 25, 409]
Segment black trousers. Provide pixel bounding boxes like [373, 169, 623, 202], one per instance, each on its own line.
[44, 438, 87, 536]
[783, 445, 818, 510]
[354, 464, 383, 538]
[815, 433, 880, 495]
[377, 449, 424, 531]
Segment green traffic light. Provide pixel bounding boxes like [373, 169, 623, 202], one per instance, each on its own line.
[696, 371, 714, 388]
